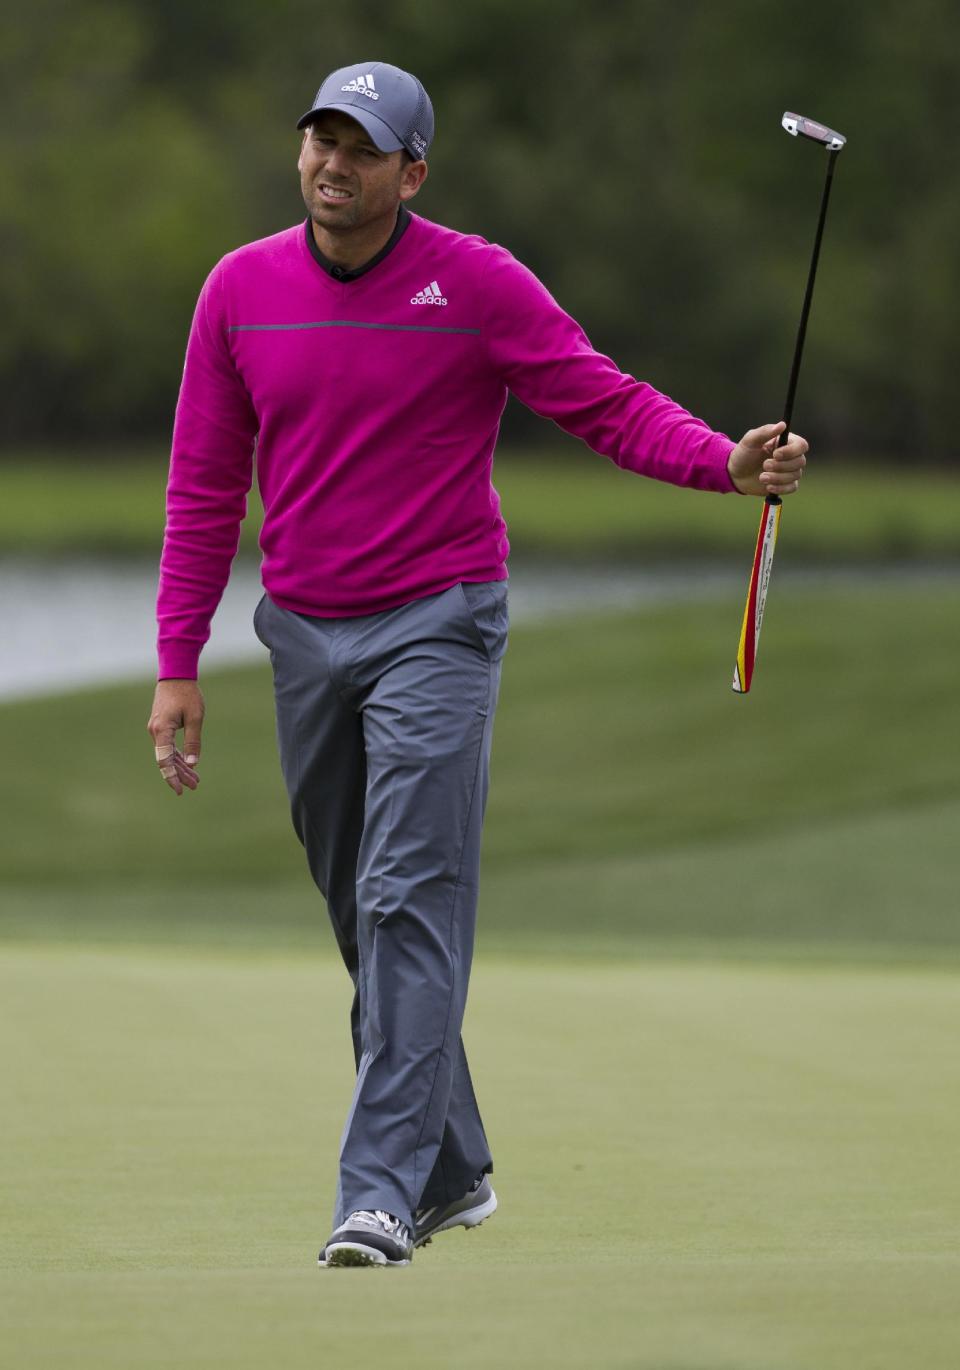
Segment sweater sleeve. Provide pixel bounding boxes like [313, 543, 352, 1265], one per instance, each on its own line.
[479, 246, 738, 493]
[156, 262, 259, 679]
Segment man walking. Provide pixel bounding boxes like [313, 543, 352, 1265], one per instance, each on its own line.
[148, 61, 807, 1268]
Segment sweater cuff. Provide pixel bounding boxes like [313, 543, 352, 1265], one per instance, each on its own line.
[157, 640, 202, 681]
[708, 433, 741, 493]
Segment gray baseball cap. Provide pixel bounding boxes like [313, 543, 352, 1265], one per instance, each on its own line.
[296, 62, 434, 161]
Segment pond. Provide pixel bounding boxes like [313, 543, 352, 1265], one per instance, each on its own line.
[1, 559, 755, 700]
[4, 557, 939, 701]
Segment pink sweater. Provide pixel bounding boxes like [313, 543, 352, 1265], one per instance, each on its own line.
[157, 211, 737, 678]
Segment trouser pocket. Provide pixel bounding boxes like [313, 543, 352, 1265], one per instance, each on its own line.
[456, 581, 509, 662]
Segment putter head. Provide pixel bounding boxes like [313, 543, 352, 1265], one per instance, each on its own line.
[782, 112, 846, 152]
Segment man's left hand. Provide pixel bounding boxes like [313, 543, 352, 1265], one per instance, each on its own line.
[727, 421, 808, 497]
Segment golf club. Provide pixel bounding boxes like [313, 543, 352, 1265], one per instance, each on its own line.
[732, 111, 847, 695]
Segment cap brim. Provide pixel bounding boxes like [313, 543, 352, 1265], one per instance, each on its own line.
[295, 102, 405, 153]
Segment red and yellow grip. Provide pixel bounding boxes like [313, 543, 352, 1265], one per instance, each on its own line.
[732, 495, 782, 694]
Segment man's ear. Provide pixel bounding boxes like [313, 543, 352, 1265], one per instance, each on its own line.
[399, 159, 428, 203]
[297, 127, 310, 173]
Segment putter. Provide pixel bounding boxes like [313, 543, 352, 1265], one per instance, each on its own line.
[732, 112, 847, 695]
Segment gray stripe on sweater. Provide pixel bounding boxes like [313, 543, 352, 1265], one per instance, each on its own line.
[229, 320, 480, 335]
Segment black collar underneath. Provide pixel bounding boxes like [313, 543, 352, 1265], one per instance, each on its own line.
[304, 205, 411, 283]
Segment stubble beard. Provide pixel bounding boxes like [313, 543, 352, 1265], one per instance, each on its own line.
[306, 184, 364, 234]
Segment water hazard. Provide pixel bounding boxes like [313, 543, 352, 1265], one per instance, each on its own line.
[2, 558, 950, 701]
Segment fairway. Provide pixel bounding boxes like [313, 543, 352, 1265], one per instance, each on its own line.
[2, 944, 958, 1369]
[3, 587, 960, 963]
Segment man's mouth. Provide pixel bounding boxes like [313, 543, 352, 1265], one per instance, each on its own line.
[319, 184, 354, 201]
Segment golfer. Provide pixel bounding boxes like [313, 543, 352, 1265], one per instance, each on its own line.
[148, 62, 808, 1268]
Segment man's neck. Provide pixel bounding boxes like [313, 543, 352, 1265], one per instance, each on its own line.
[309, 206, 401, 272]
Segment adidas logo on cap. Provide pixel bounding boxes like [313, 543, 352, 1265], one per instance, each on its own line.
[341, 73, 379, 100]
[411, 280, 447, 306]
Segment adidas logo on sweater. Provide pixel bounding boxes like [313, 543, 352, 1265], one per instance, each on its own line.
[411, 281, 448, 306]
[340, 74, 379, 100]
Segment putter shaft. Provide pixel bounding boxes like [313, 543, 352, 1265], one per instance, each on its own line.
[732, 119, 845, 694]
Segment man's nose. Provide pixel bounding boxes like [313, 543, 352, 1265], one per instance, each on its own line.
[324, 144, 354, 178]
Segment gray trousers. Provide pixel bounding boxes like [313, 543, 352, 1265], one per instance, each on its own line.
[253, 581, 508, 1229]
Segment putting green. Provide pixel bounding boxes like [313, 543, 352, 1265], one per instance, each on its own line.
[3, 944, 958, 1368]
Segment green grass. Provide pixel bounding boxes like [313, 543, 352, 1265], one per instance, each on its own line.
[3, 945, 959, 1369]
[2, 587, 958, 959]
[5, 447, 960, 560]
[4, 588, 958, 1366]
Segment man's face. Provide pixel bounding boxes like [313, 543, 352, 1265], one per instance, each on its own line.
[298, 111, 426, 233]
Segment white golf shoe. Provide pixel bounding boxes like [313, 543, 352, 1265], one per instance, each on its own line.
[413, 1172, 497, 1248]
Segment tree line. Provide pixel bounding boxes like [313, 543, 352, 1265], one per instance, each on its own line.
[3, 0, 957, 460]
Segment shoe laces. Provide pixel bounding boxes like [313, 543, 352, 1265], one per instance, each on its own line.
[345, 1209, 410, 1240]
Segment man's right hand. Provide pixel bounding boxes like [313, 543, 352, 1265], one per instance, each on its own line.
[147, 679, 205, 796]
